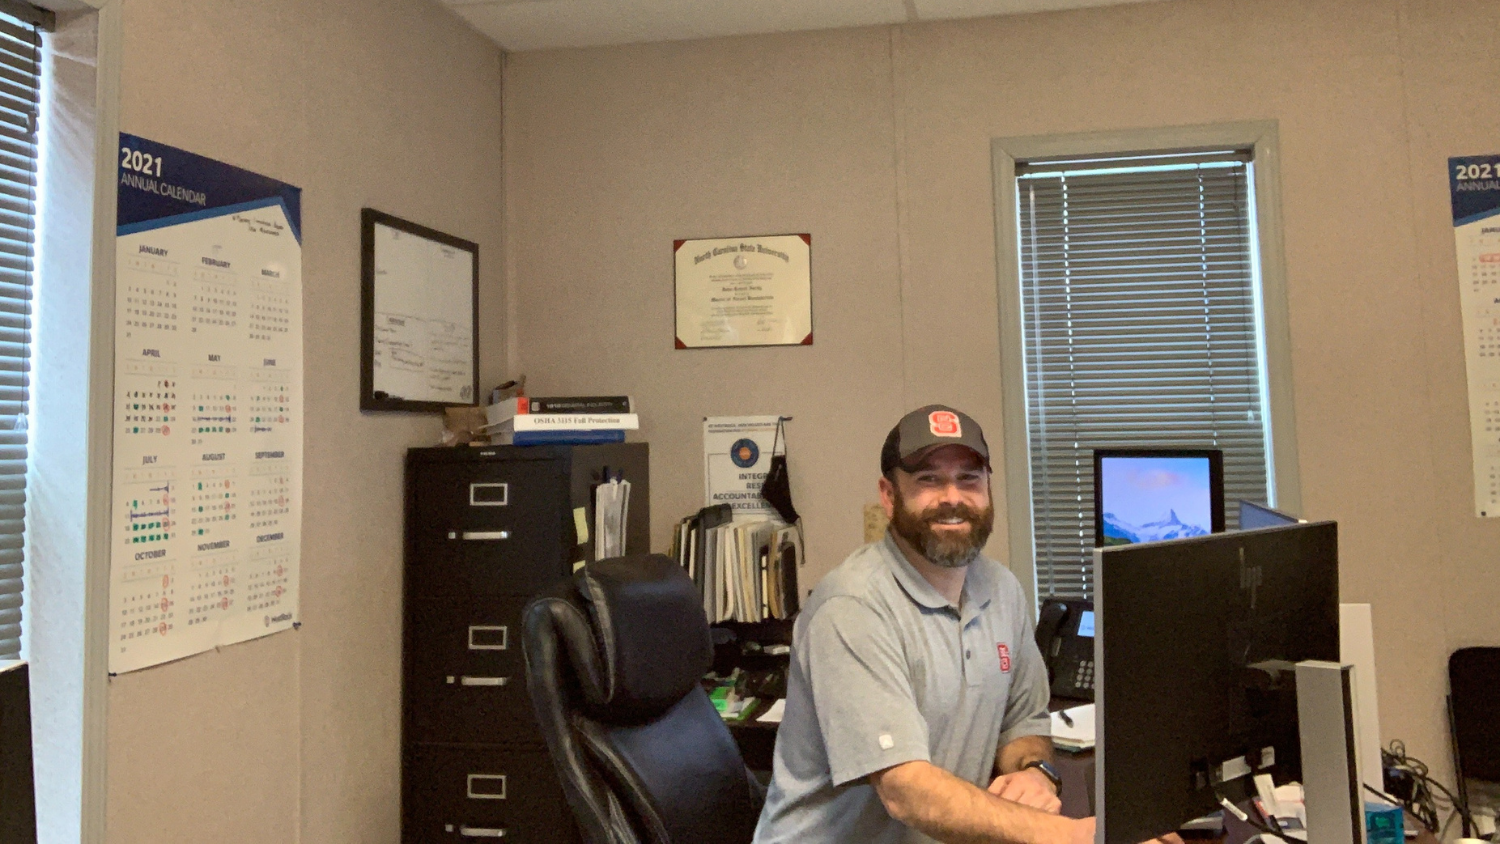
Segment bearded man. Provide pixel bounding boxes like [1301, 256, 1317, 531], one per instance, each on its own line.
[753, 405, 1094, 844]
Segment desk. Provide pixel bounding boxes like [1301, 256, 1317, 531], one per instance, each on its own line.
[730, 701, 1438, 844]
[713, 618, 794, 775]
[727, 700, 779, 773]
[1054, 745, 1096, 819]
[731, 695, 1099, 818]
[1049, 695, 1095, 818]
[1053, 745, 1443, 844]
[1218, 809, 1440, 844]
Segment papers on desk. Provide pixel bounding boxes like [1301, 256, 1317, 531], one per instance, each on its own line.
[1269, 782, 1310, 841]
[757, 698, 787, 724]
[1050, 703, 1095, 751]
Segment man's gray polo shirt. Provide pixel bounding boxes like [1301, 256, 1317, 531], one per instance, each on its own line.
[753, 533, 1051, 844]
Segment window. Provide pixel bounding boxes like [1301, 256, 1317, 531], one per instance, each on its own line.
[0, 5, 42, 659]
[1005, 145, 1278, 601]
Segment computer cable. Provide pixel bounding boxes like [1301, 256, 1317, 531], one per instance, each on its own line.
[1381, 740, 1473, 835]
[1215, 793, 1293, 843]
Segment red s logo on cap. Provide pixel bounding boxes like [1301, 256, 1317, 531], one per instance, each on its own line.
[929, 411, 961, 437]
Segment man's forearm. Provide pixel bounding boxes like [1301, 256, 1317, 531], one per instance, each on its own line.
[997, 734, 1054, 775]
[870, 760, 1078, 844]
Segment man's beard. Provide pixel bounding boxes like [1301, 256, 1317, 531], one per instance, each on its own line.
[889, 487, 995, 569]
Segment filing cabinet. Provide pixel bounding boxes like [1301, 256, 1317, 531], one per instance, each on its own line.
[402, 443, 650, 843]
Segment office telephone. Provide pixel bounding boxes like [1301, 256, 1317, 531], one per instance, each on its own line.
[1035, 598, 1096, 701]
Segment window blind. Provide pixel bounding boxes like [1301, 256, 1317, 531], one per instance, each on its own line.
[0, 8, 41, 659]
[1016, 154, 1270, 600]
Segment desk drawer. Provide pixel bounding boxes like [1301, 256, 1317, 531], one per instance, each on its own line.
[404, 598, 537, 745]
[411, 458, 567, 531]
[403, 745, 576, 843]
[414, 455, 564, 521]
[407, 535, 569, 600]
[408, 460, 569, 598]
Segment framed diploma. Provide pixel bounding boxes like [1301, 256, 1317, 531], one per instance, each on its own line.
[673, 233, 813, 349]
[360, 208, 479, 412]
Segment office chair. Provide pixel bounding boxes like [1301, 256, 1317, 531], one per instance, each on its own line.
[522, 554, 765, 844]
[1448, 646, 1500, 838]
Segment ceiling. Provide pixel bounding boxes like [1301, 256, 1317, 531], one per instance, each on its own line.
[442, 0, 1164, 52]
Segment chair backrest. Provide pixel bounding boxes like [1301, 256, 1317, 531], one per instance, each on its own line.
[1449, 647, 1500, 786]
[522, 554, 764, 844]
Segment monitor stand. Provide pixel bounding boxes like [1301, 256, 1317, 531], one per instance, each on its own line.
[1296, 660, 1368, 844]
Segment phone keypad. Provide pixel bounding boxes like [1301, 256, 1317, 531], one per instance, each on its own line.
[1074, 659, 1095, 691]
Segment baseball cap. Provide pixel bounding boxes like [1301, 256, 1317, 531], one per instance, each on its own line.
[880, 404, 991, 475]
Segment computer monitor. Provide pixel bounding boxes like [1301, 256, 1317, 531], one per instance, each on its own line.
[0, 660, 35, 844]
[1237, 499, 1301, 530]
[1093, 448, 1225, 548]
[1094, 522, 1340, 843]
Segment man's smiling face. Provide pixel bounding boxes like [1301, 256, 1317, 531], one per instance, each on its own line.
[881, 445, 994, 569]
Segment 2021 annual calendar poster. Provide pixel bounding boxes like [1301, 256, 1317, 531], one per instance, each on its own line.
[1451, 154, 1500, 518]
[110, 135, 303, 673]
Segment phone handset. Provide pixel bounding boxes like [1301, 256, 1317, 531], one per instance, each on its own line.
[1034, 598, 1095, 702]
[1036, 599, 1072, 670]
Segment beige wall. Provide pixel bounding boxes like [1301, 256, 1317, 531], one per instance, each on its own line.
[506, 0, 1500, 776]
[105, 0, 504, 841]
[85, 0, 1500, 837]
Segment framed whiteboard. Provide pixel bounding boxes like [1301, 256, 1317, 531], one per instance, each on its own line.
[360, 208, 479, 412]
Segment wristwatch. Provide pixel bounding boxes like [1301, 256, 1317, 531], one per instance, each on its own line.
[1022, 759, 1062, 794]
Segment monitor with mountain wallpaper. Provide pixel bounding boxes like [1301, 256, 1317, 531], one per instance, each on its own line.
[1092, 449, 1225, 548]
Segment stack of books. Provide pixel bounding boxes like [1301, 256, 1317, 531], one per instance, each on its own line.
[483, 395, 638, 446]
[670, 504, 802, 623]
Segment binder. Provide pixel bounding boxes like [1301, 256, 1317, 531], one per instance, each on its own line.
[772, 524, 802, 618]
[505, 429, 626, 446]
[694, 504, 731, 620]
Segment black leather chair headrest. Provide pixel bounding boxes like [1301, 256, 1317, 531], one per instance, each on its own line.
[574, 554, 712, 723]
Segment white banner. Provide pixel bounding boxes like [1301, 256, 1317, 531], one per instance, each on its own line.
[703, 415, 782, 521]
[109, 136, 303, 673]
[1450, 154, 1500, 517]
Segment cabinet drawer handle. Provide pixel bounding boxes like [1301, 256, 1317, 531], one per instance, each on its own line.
[469, 482, 509, 507]
[468, 625, 508, 651]
[467, 773, 507, 799]
[459, 826, 507, 838]
[459, 675, 509, 687]
[448, 530, 510, 541]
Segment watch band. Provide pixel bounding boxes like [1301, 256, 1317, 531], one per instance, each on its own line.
[1022, 759, 1063, 793]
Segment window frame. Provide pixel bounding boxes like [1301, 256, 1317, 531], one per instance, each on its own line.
[991, 122, 1301, 607]
[26, 2, 121, 843]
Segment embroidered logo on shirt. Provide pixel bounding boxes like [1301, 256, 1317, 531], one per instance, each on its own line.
[878, 733, 895, 750]
[928, 411, 961, 437]
[997, 643, 1012, 673]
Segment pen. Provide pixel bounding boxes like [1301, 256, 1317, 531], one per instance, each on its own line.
[1058, 710, 1074, 727]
